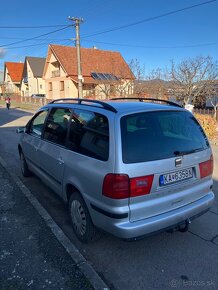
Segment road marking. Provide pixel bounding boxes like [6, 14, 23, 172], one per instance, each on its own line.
[0, 156, 109, 290]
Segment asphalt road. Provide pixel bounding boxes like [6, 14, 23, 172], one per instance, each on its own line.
[0, 106, 217, 290]
[0, 160, 93, 290]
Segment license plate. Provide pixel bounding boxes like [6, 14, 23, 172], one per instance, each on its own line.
[159, 168, 193, 186]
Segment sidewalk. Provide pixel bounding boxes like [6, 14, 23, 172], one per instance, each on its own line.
[0, 161, 94, 290]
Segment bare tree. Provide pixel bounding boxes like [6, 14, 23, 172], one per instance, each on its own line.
[129, 59, 147, 96]
[133, 67, 168, 99]
[113, 59, 135, 97]
[144, 68, 168, 99]
[167, 56, 218, 105]
[95, 82, 113, 100]
[210, 96, 218, 120]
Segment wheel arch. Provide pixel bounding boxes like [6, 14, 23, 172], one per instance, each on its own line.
[65, 183, 82, 203]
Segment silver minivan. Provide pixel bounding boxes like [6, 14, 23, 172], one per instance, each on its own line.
[17, 98, 214, 242]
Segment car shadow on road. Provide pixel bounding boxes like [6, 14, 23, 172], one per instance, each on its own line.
[0, 107, 33, 127]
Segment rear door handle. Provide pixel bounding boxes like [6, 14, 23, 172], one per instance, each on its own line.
[58, 157, 64, 165]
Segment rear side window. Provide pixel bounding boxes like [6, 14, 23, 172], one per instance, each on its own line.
[121, 111, 209, 163]
[68, 109, 109, 161]
[43, 108, 71, 146]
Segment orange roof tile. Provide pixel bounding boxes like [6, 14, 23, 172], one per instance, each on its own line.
[5, 62, 24, 82]
[49, 45, 135, 83]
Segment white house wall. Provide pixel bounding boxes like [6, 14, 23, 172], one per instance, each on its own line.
[26, 61, 45, 96]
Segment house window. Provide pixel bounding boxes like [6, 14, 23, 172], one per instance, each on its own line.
[40, 85, 43, 89]
[60, 81, 64, 91]
[49, 82, 52, 91]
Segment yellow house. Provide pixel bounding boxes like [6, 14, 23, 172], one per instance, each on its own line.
[4, 62, 24, 94]
[21, 57, 46, 97]
[43, 44, 135, 100]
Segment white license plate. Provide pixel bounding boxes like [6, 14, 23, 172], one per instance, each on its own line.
[159, 168, 193, 186]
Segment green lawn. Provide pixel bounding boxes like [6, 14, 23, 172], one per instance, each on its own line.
[0, 100, 40, 111]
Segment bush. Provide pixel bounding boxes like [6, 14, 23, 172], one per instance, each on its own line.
[194, 113, 216, 140]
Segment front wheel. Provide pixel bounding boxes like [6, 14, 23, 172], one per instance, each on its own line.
[20, 151, 31, 177]
[68, 192, 100, 243]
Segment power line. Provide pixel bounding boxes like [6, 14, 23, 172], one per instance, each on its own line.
[0, 25, 69, 29]
[0, 0, 216, 51]
[3, 37, 218, 50]
[0, 26, 71, 48]
[5, 42, 60, 50]
[81, 0, 216, 38]
[0, 37, 70, 41]
[82, 39, 218, 49]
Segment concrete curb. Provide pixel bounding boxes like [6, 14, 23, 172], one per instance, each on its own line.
[0, 156, 109, 290]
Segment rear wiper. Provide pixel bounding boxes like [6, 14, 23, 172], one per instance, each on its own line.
[174, 148, 203, 156]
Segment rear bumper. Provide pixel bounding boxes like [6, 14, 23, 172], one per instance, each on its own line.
[107, 192, 215, 239]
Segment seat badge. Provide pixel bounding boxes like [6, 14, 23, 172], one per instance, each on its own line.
[175, 158, 182, 167]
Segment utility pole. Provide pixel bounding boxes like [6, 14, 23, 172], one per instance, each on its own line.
[68, 17, 83, 99]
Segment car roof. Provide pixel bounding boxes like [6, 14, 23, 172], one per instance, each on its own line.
[41, 98, 184, 114]
[106, 101, 183, 113]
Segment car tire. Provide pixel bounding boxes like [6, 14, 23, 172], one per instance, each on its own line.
[20, 151, 31, 177]
[68, 192, 100, 243]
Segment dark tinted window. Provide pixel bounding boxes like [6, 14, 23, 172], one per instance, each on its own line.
[29, 110, 48, 137]
[68, 109, 109, 161]
[121, 111, 209, 163]
[43, 108, 71, 146]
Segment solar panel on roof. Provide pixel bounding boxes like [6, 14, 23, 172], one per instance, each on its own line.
[91, 72, 119, 81]
[91, 72, 99, 80]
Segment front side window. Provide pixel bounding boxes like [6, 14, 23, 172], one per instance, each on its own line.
[121, 111, 209, 163]
[43, 108, 71, 146]
[29, 110, 48, 137]
[68, 109, 109, 161]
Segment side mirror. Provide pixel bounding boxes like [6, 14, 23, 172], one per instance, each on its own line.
[16, 127, 26, 134]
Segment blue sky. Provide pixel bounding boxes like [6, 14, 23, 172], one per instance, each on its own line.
[0, 0, 217, 74]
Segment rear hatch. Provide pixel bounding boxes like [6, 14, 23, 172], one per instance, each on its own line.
[119, 110, 213, 222]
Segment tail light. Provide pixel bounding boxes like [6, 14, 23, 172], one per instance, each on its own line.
[102, 174, 129, 199]
[102, 174, 154, 199]
[199, 155, 213, 178]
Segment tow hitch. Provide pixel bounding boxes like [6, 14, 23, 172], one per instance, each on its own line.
[179, 218, 191, 232]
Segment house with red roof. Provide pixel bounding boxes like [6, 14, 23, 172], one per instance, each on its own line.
[4, 62, 24, 94]
[43, 44, 135, 100]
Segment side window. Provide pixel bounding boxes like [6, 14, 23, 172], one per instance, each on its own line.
[29, 110, 48, 137]
[68, 109, 109, 161]
[43, 108, 71, 146]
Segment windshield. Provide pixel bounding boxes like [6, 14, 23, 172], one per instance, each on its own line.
[121, 111, 209, 164]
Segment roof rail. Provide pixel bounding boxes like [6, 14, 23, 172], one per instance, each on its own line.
[48, 98, 117, 113]
[110, 97, 182, 108]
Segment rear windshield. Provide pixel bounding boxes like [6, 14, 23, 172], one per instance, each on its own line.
[121, 111, 209, 163]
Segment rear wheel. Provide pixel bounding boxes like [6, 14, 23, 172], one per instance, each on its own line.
[20, 151, 31, 177]
[68, 192, 100, 243]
